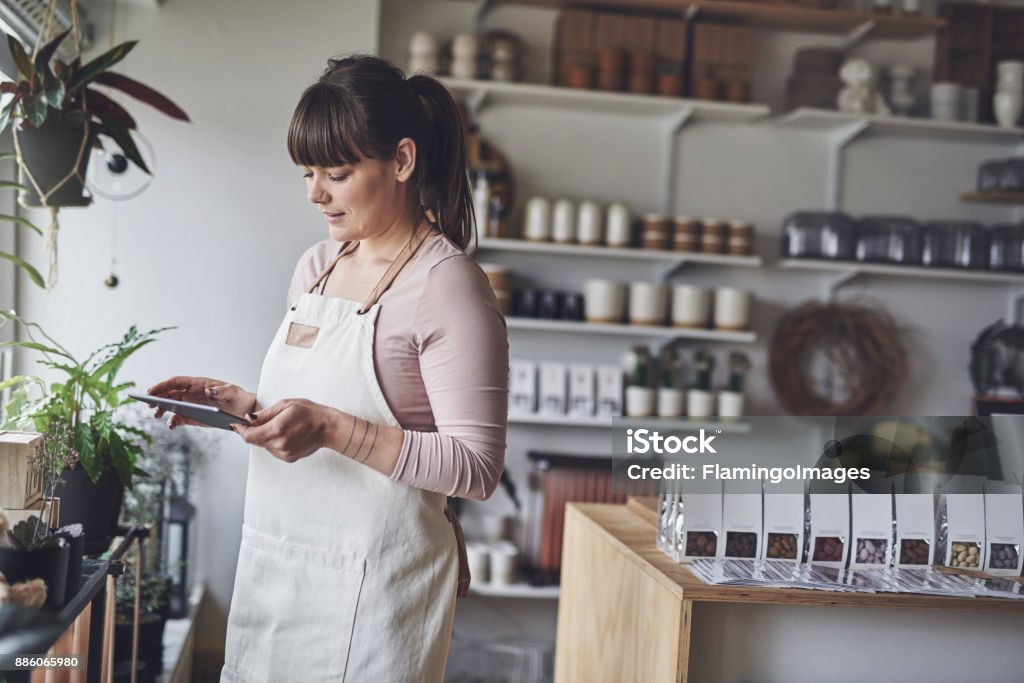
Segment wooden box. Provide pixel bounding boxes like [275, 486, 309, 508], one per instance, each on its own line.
[5, 498, 60, 527]
[0, 430, 43, 509]
[595, 13, 656, 53]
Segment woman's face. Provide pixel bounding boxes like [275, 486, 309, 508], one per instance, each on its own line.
[302, 141, 416, 244]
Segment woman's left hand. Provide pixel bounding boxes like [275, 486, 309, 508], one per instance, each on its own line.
[233, 398, 335, 463]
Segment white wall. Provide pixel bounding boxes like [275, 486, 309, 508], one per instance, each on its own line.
[12, 0, 379, 653]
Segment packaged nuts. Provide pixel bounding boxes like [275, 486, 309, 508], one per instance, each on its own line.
[766, 533, 799, 559]
[948, 541, 981, 568]
[899, 538, 930, 565]
[855, 538, 888, 565]
[988, 543, 1020, 570]
[812, 536, 845, 563]
[686, 531, 718, 557]
[725, 531, 758, 558]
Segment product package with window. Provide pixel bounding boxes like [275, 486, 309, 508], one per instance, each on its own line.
[894, 493, 935, 568]
[657, 493, 682, 561]
[568, 364, 595, 417]
[983, 482, 1024, 577]
[509, 360, 537, 414]
[936, 483, 986, 571]
[760, 492, 805, 562]
[720, 481, 762, 559]
[538, 362, 568, 415]
[849, 486, 894, 569]
[806, 488, 850, 568]
[596, 365, 623, 417]
[677, 488, 723, 562]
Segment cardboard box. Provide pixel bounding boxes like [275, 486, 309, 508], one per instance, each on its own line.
[849, 490, 893, 569]
[983, 482, 1023, 577]
[0, 430, 44, 509]
[568, 364, 595, 417]
[760, 492, 805, 562]
[509, 360, 537, 415]
[807, 490, 850, 568]
[596, 365, 623, 417]
[894, 493, 935, 567]
[538, 362, 568, 415]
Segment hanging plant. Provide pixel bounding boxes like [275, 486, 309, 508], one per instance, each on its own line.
[0, 9, 190, 287]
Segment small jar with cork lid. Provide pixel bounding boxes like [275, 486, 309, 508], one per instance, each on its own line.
[728, 220, 753, 256]
[642, 214, 669, 250]
[700, 218, 726, 254]
[672, 216, 702, 252]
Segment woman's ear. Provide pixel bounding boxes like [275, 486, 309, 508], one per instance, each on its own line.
[394, 138, 417, 182]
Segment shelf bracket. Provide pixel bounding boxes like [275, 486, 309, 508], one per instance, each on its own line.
[826, 120, 868, 212]
[825, 268, 860, 299]
[841, 21, 877, 54]
[1008, 286, 1024, 324]
[466, 86, 490, 119]
[662, 108, 694, 218]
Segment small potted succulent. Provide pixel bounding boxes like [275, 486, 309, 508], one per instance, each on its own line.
[687, 349, 716, 418]
[623, 345, 655, 417]
[656, 346, 685, 418]
[718, 351, 751, 419]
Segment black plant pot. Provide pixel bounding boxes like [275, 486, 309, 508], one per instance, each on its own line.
[55, 528, 86, 596]
[17, 126, 95, 207]
[54, 467, 125, 556]
[0, 542, 70, 609]
[114, 615, 167, 682]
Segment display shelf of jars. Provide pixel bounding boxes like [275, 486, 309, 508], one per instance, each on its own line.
[461, 0, 944, 40]
[779, 258, 1024, 284]
[961, 191, 1024, 205]
[468, 582, 562, 599]
[777, 108, 1024, 144]
[441, 77, 770, 122]
[508, 412, 752, 434]
[505, 317, 757, 343]
[477, 237, 763, 267]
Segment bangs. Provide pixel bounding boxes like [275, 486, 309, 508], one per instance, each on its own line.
[287, 83, 371, 168]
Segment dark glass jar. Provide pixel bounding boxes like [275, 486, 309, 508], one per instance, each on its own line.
[990, 224, 1024, 271]
[998, 158, 1024, 191]
[977, 159, 1005, 193]
[921, 220, 989, 269]
[856, 215, 922, 265]
[781, 211, 857, 260]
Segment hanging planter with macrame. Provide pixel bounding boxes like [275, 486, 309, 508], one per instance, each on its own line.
[0, 0, 189, 288]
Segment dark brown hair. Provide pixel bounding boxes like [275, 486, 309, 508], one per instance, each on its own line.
[287, 54, 474, 250]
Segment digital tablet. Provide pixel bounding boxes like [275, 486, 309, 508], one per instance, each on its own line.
[128, 393, 249, 431]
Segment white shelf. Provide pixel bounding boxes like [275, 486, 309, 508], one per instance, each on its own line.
[469, 582, 560, 599]
[777, 108, 1024, 144]
[780, 258, 1024, 284]
[506, 317, 757, 343]
[477, 237, 763, 268]
[509, 412, 753, 434]
[442, 77, 770, 123]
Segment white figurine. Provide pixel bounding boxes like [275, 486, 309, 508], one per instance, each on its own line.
[837, 58, 891, 116]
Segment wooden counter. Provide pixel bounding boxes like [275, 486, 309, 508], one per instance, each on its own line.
[555, 501, 1024, 683]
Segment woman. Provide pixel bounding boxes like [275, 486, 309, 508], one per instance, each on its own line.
[147, 54, 508, 682]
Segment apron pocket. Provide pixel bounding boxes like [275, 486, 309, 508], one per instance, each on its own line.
[224, 526, 365, 682]
[286, 322, 320, 348]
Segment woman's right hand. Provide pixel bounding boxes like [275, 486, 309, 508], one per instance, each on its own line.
[146, 376, 257, 429]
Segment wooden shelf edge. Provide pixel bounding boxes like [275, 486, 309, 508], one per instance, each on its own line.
[961, 191, 1024, 205]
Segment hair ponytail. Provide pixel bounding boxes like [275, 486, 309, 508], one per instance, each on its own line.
[407, 75, 474, 251]
[286, 55, 475, 251]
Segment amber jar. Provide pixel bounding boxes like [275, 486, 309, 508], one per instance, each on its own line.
[672, 216, 702, 252]
[597, 48, 624, 91]
[656, 72, 683, 97]
[701, 218, 726, 254]
[566, 63, 594, 90]
[628, 52, 655, 95]
[728, 220, 753, 256]
[642, 214, 669, 250]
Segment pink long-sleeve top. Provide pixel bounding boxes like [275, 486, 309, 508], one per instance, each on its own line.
[286, 232, 509, 501]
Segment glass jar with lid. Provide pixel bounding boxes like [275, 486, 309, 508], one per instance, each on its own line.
[855, 215, 922, 265]
[921, 220, 989, 269]
[781, 211, 856, 260]
[990, 224, 1024, 271]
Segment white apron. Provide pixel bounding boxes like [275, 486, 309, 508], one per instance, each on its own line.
[221, 230, 469, 683]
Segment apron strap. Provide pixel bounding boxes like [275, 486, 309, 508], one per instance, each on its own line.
[357, 225, 436, 314]
[305, 241, 359, 296]
[444, 504, 472, 598]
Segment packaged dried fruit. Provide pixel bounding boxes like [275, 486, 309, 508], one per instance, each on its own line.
[895, 494, 934, 568]
[721, 482, 761, 559]
[983, 482, 1024, 576]
[760, 493, 805, 562]
[850, 489, 893, 569]
[807, 491, 850, 568]
[936, 488, 986, 572]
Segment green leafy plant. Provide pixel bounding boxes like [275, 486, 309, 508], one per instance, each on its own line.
[0, 309, 171, 488]
[624, 345, 652, 387]
[693, 349, 715, 391]
[659, 346, 681, 389]
[7, 516, 59, 551]
[727, 351, 752, 393]
[0, 29, 189, 174]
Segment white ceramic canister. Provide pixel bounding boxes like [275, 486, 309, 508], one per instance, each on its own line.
[552, 198, 576, 243]
[625, 385, 656, 417]
[523, 196, 552, 241]
[576, 200, 604, 245]
[606, 201, 632, 247]
[713, 287, 751, 331]
[671, 285, 711, 328]
[628, 282, 668, 326]
[584, 279, 626, 323]
[687, 389, 715, 418]
[717, 390, 745, 419]
[657, 387, 686, 417]
[489, 542, 518, 586]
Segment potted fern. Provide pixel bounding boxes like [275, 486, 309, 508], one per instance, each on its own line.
[687, 349, 716, 418]
[718, 351, 751, 419]
[0, 28, 189, 286]
[623, 345, 655, 417]
[1, 310, 171, 554]
[656, 346, 685, 418]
